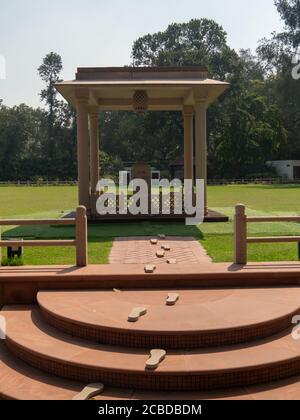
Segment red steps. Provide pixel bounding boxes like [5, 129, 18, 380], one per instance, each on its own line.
[1, 286, 300, 399]
[3, 340, 300, 401]
[3, 305, 300, 392]
[37, 288, 300, 348]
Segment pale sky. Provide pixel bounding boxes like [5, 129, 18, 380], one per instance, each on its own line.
[0, 0, 283, 108]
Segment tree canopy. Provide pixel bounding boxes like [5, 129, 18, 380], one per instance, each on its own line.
[0, 4, 298, 181]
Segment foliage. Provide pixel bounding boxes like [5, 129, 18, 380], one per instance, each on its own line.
[0, 54, 77, 181]
[257, 0, 300, 159]
[99, 150, 123, 181]
[104, 19, 287, 178]
[0, 7, 298, 181]
[1, 257, 24, 266]
[131, 18, 237, 79]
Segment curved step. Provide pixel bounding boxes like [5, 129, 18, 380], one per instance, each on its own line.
[0, 342, 82, 400]
[3, 342, 300, 400]
[37, 288, 300, 348]
[0, 343, 133, 400]
[2, 306, 300, 392]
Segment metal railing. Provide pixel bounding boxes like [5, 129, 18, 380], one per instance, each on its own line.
[234, 204, 300, 265]
[0, 206, 88, 267]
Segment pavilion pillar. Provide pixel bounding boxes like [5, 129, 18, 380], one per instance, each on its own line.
[89, 107, 100, 217]
[76, 90, 90, 211]
[89, 108, 100, 193]
[183, 106, 194, 181]
[195, 99, 208, 215]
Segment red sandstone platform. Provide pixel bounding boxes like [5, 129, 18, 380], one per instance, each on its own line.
[2, 341, 300, 400]
[1, 262, 300, 307]
[1, 276, 300, 399]
[38, 288, 300, 348]
[2, 306, 300, 392]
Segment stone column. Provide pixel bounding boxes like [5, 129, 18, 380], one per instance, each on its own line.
[76, 90, 90, 211]
[183, 106, 194, 181]
[195, 99, 208, 214]
[89, 108, 100, 194]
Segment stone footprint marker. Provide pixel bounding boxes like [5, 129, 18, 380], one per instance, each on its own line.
[166, 293, 180, 306]
[162, 244, 171, 251]
[144, 265, 156, 273]
[72, 383, 104, 400]
[146, 350, 167, 370]
[128, 307, 147, 323]
[156, 250, 165, 258]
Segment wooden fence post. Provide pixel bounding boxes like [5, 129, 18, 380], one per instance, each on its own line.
[234, 204, 247, 265]
[76, 206, 88, 267]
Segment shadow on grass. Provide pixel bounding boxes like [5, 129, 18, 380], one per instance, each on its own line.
[3, 221, 204, 241]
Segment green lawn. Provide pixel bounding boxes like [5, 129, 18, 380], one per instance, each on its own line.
[0, 184, 300, 265]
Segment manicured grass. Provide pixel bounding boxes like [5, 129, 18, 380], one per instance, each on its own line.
[208, 184, 300, 212]
[0, 186, 76, 219]
[1, 184, 300, 265]
[15, 241, 113, 266]
[202, 235, 299, 263]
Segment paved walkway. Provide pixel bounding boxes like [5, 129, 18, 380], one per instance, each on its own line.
[109, 236, 212, 265]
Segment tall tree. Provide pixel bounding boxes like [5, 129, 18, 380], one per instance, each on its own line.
[38, 52, 63, 159]
[257, 0, 300, 158]
[104, 19, 238, 171]
[128, 19, 285, 177]
[0, 104, 49, 181]
[38, 52, 77, 179]
[132, 18, 237, 78]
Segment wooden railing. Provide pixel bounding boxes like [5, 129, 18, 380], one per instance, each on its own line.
[0, 206, 88, 267]
[234, 204, 300, 265]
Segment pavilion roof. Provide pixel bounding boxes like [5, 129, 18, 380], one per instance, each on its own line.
[55, 67, 229, 110]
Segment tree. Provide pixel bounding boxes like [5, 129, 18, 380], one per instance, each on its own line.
[0, 104, 49, 181]
[132, 18, 237, 78]
[102, 19, 238, 171]
[99, 18, 287, 178]
[37, 52, 77, 179]
[129, 19, 285, 177]
[257, 0, 300, 158]
[38, 52, 63, 159]
[210, 82, 287, 178]
[0, 16, 291, 182]
[275, 0, 300, 47]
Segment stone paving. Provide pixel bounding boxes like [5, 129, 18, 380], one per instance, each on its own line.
[109, 236, 212, 265]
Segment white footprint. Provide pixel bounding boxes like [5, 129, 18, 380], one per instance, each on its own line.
[146, 349, 167, 370]
[72, 383, 104, 400]
[166, 293, 180, 306]
[128, 307, 147, 323]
